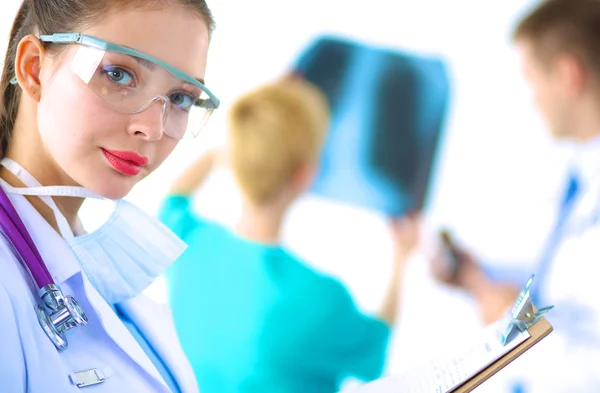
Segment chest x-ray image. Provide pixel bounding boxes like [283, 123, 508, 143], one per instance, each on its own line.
[292, 35, 451, 216]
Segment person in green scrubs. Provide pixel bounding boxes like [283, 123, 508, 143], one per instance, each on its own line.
[160, 78, 420, 393]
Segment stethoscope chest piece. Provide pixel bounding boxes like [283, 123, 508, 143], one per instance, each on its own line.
[36, 284, 88, 351]
[0, 182, 89, 351]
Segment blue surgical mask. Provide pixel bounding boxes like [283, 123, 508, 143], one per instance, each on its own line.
[0, 158, 187, 304]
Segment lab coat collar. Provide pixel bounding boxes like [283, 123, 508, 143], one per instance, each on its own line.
[118, 295, 200, 393]
[3, 189, 193, 391]
[6, 191, 81, 284]
[82, 275, 172, 389]
[569, 135, 600, 191]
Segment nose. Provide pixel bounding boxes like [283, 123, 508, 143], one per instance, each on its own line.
[127, 96, 169, 141]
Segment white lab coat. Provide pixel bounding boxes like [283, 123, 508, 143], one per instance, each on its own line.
[486, 140, 600, 393]
[342, 145, 600, 393]
[0, 192, 199, 393]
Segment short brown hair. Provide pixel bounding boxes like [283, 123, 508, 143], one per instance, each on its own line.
[227, 79, 330, 205]
[512, 0, 600, 73]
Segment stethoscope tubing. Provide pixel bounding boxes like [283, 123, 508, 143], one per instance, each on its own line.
[0, 185, 53, 290]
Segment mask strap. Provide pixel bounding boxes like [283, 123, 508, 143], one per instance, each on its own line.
[0, 178, 73, 240]
[1, 158, 45, 188]
[5, 185, 103, 199]
[0, 158, 104, 240]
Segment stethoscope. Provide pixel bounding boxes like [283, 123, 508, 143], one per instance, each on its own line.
[0, 184, 87, 351]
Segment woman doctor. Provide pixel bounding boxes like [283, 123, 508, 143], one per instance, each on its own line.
[0, 0, 218, 392]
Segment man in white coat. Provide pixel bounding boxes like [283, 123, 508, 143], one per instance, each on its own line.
[431, 0, 600, 391]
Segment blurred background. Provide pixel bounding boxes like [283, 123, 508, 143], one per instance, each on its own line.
[0, 0, 575, 390]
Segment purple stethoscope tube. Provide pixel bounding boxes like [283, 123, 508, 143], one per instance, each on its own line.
[0, 185, 87, 351]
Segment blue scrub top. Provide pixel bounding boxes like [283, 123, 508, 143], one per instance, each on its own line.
[159, 195, 391, 393]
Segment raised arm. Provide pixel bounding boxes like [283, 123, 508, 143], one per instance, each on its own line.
[377, 214, 421, 326]
[168, 148, 224, 196]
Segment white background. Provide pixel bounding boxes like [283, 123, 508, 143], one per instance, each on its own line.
[1, 0, 573, 390]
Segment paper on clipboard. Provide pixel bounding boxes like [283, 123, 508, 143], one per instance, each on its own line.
[342, 322, 530, 393]
[342, 274, 554, 393]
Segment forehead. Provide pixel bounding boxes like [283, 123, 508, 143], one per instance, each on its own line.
[81, 6, 210, 81]
[515, 40, 546, 79]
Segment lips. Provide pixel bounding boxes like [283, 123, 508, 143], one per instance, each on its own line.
[102, 149, 149, 176]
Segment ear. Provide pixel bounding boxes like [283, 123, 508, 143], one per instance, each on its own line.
[14, 34, 46, 102]
[554, 53, 586, 97]
[290, 160, 317, 193]
[280, 72, 304, 83]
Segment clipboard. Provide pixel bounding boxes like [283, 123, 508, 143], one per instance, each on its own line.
[453, 316, 552, 393]
[341, 274, 554, 393]
[453, 274, 554, 392]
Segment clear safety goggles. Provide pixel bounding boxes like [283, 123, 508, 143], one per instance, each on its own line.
[12, 33, 220, 140]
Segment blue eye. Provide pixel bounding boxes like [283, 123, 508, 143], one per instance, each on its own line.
[104, 67, 134, 86]
[169, 92, 195, 110]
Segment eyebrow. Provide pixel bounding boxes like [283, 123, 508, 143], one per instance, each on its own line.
[129, 54, 206, 85]
[131, 56, 156, 71]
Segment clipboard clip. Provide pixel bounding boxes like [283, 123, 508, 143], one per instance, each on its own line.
[496, 274, 554, 346]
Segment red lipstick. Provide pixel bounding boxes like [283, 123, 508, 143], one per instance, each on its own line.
[102, 149, 148, 176]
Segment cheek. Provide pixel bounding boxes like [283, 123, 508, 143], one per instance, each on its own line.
[148, 137, 179, 173]
[37, 85, 85, 152]
[38, 73, 127, 151]
[532, 85, 565, 132]
[531, 83, 552, 117]
[534, 91, 548, 114]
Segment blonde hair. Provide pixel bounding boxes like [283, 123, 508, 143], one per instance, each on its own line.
[227, 78, 329, 205]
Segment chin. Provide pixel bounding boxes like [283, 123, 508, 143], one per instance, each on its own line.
[101, 188, 131, 200]
[83, 177, 136, 200]
[548, 128, 572, 141]
[91, 186, 130, 200]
